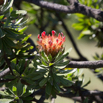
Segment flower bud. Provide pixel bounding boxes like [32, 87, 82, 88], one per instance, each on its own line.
[37, 31, 65, 57]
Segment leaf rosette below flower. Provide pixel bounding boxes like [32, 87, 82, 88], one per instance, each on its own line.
[33, 30, 74, 98]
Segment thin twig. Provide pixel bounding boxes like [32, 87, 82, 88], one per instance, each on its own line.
[58, 90, 103, 97]
[51, 98, 55, 103]
[0, 68, 10, 78]
[67, 60, 103, 69]
[0, 60, 103, 79]
[4, 54, 14, 75]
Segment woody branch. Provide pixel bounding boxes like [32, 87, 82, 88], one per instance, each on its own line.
[22, 0, 103, 21]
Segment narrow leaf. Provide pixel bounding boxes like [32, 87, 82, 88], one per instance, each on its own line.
[82, 80, 91, 88]
[55, 60, 69, 67]
[39, 78, 48, 87]
[45, 82, 52, 95]
[0, 99, 14, 103]
[17, 80, 23, 96]
[0, 15, 4, 20]
[0, 28, 5, 38]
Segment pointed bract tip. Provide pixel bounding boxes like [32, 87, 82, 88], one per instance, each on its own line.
[52, 30, 56, 36]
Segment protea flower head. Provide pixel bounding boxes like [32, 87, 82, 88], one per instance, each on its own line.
[37, 30, 65, 57]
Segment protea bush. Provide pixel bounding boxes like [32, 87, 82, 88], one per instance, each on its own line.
[0, 0, 74, 102]
[33, 30, 73, 98]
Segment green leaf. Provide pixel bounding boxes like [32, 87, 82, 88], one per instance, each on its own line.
[0, 15, 4, 20]
[41, 51, 48, 62]
[4, 29, 18, 39]
[82, 30, 92, 35]
[4, 74, 15, 79]
[0, 99, 14, 103]
[18, 59, 27, 75]
[12, 86, 17, 92]
[95, 69, 100, 73]
[2, 0, 14, 13]
[64, 48, 72, 54]
[0, 91, 9, 96]
[10, 11, 18, 19]
[21, 34, 31, 43]
[54, 52, 69, 64]
[7, 0, 14, 9]
[49, 63, 54, 66]
[11, 58, 17, 64]
[18, 26, 28, 32]
[4, 36, 16, 47]
[82, 79, 91, 88]
[10, 7, 13, 13]
[78, 33, 84, 39]
[83, 97, 89, 103]
[0, 28, 5, 38]
[2, 40, 11, 54]
[17, 80, 23, 96]
[18, 99, 23, 103]
[19, 19, 28, 26]
[0, 39, 3, 50]
[72, 23, 84, 30]
[53, 74, 60, 83]
[16, 10, 27, 15]
[53, 82, 61, 92]
[32, 74, 45, 80]
[22, 85, 26, 94]
[76, 13, 85, 18]
[76, 81, 82, 87]
[39, 78, 48, 87]
[41, 59, 48, 66]
[22, 96, 33, 101]
[0, 58, 5, 67]
[4, 17, 11, 28]
[45, 82, 52, 95]
[78, 30, 92, 39]
[45, 93, 50, 99]
[27, 19, 36, 25]
[51, 88, 56, 98]
[12, 86, 17, 95]
[59, 77, 72, 86]
[59, 69, 74, 74]
[15, 18, 23, 25]
[48, 54, 52, 62]
[55, 50, 64, 60]
[22, 77, 34, 85]
[55, 60, 69, 67]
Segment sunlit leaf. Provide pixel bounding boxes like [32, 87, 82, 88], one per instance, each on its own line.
[0, 99, 14, 103]
[18, 26, 28, 32]
[16, 10, 27, 15]
[0, 15, 4, 20]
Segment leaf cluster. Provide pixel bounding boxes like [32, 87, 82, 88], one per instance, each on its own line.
[32, 50, 74, 98]
[73, 0, 103, 47]
[0, 0, 93, 103]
